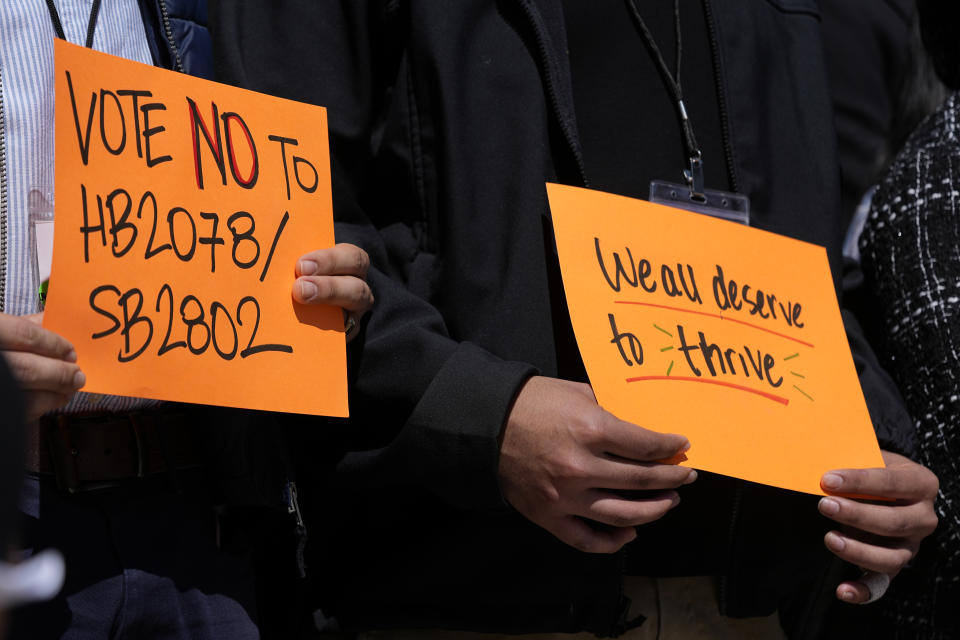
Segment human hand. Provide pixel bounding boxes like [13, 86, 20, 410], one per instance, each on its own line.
[818, 450, 939, 603]
[0, 313, 84, 419]
[499, 376, 694, 554]
[292, 243, 374, 342]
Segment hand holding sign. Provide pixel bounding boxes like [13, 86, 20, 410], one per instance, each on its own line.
[45, 40, 352, 416]
[818, 451, 938, 603]
[293, 243, 374, 342]
[499, 376, 694, 553]
[0, 313, 84, 419]
[548, 184, 938, 601]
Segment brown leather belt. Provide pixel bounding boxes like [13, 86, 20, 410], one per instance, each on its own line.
[26, 407, 203, 493]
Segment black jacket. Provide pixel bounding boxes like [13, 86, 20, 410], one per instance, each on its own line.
[213, 1, 913, 637]
[0, 358, 25, 556]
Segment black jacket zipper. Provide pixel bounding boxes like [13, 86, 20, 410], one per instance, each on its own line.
[702, 2, 743, 611]
[156, 0, 184, 73]
[717, 482, 742, 616]
[514, 0, 589, 188]
[702, 0, 739, 194]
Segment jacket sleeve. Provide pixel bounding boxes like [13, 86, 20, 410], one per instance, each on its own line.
[209, 0, 535, 512]
[840, 251, 916, 458]
[842, 307, 916, 458]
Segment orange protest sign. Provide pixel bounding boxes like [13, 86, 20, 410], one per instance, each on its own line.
[547, 183, 883, 495]
[44, 40, 347, 416]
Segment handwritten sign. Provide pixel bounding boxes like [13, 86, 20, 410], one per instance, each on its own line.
[44, 40, 347, 416]
[547, 183, 883, 495]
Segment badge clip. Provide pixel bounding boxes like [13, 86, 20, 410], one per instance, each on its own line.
[649, 176, 750, 226]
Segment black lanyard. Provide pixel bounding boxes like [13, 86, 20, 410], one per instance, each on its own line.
[624, 0, 705, 196]
[44, 0, 103, 49]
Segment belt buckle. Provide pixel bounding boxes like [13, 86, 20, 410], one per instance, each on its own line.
[44, 416, 81, 493]
[44, 414, 147, 493]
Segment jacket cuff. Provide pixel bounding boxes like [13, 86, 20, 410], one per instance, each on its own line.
[404, 342, 536, 513]
[841, 310, 917, 458]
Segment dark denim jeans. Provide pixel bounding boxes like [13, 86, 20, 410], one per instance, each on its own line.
[8, 470, 259, 639]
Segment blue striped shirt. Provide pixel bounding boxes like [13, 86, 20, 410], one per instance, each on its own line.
[0, 1, 158, 412]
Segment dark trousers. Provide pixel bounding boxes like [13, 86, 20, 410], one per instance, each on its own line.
[8, 471, 259, 640]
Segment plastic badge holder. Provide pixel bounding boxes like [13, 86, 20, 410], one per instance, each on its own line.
[28, 186, 55, 308]
[649, 179, 750, 226]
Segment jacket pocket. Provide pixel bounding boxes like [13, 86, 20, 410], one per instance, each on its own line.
[763, 0, 819, 18]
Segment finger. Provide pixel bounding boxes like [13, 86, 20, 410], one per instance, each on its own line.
[596, 412, 689, 462]
[594, 457, 697, 491]
[818, 496, 938, 539]
[835, 580, 872, 605]
[823, 530, 914, 575]
[3, 351, 85, 394]
[821, 464, 939, 502]
[0, 314, 76, 361]
[297, 243, 370, 278]
[293, 276, 374, 312]
[26, 391, 73, 421]
[580, 489, 681, 527]
[552, 515, 637, 554]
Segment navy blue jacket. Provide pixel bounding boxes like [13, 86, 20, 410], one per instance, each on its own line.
[137, 0, 212, 79]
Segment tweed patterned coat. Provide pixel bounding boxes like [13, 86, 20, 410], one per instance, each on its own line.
[859, 91, 960, 638]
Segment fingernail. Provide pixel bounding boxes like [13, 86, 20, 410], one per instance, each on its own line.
[822, 473, 844, 491]
[65, 349, 77, 363]
[298, 260, 318, 276]
[819, 497, 840, 516]
[298, 280, 318, 300]
[670, 493, 681, 508]
[839, 588, 856, 602]
[73, 371, 86, 389]
[825, 531, 846, 552]
[680, 440, 691, 453]
[684, 470, 698, 485]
